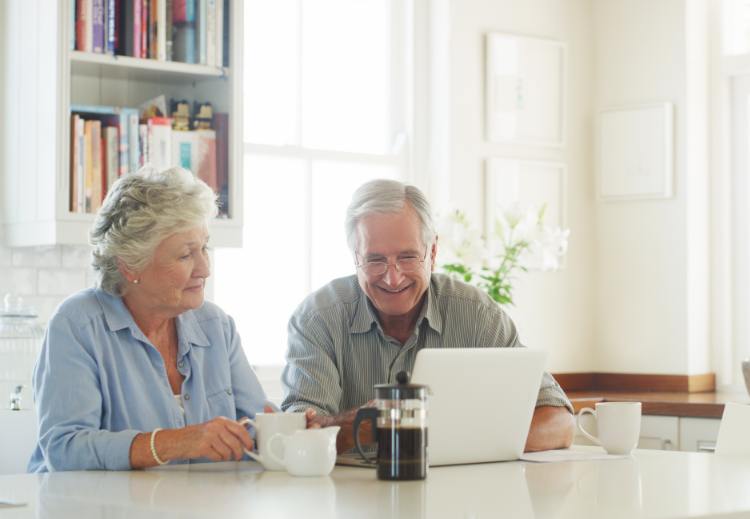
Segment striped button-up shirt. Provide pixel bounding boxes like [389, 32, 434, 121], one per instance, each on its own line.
[281, 273, 572, 415]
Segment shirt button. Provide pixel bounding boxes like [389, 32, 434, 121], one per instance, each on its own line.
[184, 393, 191, 401]
[178, 360, 185, 369]
[226, 389, 233, 395]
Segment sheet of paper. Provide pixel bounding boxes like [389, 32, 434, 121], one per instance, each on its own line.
[520, 449, 630, 463]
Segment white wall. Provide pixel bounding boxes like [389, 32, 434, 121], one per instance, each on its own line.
[592, 0, 710, 374]
[432, 0, 596, 372]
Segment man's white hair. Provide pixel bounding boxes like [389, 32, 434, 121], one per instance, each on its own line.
[345, 179, 436, 254]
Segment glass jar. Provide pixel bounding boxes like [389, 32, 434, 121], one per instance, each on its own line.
[0, 294, 44, 409]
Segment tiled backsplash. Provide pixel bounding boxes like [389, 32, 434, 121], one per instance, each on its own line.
[0, 244, 95, 325]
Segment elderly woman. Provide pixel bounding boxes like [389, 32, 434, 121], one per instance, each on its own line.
[28, 167, 267, 472]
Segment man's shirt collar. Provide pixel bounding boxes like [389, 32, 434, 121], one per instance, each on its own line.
[349, 277, 444, 335]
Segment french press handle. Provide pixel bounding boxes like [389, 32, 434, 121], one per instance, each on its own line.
[353, 407, 378, 464]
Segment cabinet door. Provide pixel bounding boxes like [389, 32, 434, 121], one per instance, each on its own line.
[0, 409, 37, 474]
[679, 417, 721, 452]
[638, 415, 679, 450]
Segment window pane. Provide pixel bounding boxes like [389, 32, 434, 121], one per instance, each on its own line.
[301, 0, 391, 153]
[723, 0, 750, 55]
[214, 155, 308, 366]
[244, 0, 299, 145]
[310, 161, 399, 289]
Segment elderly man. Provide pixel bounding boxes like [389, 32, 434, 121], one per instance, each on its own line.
[281, 179, 575, 453]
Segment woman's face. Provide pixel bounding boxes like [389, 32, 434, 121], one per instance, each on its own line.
[129, 226, 211, 316]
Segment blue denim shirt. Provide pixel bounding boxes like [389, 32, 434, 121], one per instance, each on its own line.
[28, 288, 267, 472]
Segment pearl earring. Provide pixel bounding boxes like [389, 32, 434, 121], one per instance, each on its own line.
[132, 279, 140, 285]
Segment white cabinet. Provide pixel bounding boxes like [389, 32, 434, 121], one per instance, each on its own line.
[679, 417, 721, 453]
[638, 415, 679, 451]
[573, 414, 720, 452]
[1, 0, 243, 247]
[574, 414, 679, 450]
[0, 409, 37, 474]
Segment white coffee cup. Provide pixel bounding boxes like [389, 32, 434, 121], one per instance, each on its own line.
[577, 401, 642, 455]
[241, 412, 306, 470]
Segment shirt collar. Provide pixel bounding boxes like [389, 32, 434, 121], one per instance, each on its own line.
[96, 289, 211, 348]
[349, 276, 444, 335]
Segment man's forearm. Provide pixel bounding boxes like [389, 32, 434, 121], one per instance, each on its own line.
[524, 405, 575, 452]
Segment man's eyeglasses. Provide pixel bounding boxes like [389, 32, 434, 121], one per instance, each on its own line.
[356, 250, 428, 278]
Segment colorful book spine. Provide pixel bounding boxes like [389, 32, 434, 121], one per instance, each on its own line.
[213, 112, 229, 216]
[133, 0, 142, 58]
[215, 0, 223, 67]
[195, 129, 217, 191]
[105, 0, 116, 54]
[75, 0, 90, 51]
[173, 24, 196, 63]
[197, 0, 206, 64]
[206, 0, 215, 67]
[84, 121, 95, 213]
[149, 0, 158, 59]
[221, 0, 228, 66]
[173, 0, 195, 23]
[77, 117, 86, 213]
[119, 108, 140, 175]
[70, 115, 80, 212]
[157, 0, 167, 61]
[139, 124, 149, 167]
[104, 126, 120, 191]
[141, 0, 149, 58]
[147, 117, 173, 170]
[165, 0, 174, 60]
[91, 121, 103, 211]
[92, 0, 105, 53]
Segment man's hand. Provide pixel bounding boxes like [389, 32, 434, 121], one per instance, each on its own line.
[524, 405, 575, 452]
[304, 401, 376, 454]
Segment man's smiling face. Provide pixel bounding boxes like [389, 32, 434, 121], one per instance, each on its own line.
[354, 204, 436, 323]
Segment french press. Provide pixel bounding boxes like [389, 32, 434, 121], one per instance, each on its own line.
[353, 371, 429, 481]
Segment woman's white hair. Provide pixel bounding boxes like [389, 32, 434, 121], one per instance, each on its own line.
[90, 167, 218, 295]
[345, 179, 436, 253]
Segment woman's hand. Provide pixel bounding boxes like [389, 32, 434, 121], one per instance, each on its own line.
[172, 416, 254, 461]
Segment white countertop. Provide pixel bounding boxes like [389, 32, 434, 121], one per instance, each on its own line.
[2, 448, 750, 518]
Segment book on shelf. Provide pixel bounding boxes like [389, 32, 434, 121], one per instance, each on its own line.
[105, 0, 116, 54]
[69, 105, 229, 215]
[147, 116, 173, 170]
[103, 126, 120, 192]
[74, 0, 225, 66]
[70, 115, 83, 212]
[173, 23, 196, 63]
[92, 0, 105, 53]
[213, 112, 229, 216]
[76, 0, 92, 52]
[171, 128, 216, 192]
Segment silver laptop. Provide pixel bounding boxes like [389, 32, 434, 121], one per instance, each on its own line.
[337, 347, 546, 467]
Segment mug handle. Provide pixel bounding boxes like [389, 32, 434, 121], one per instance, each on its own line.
[576, 407, 601, 446]
[266, 433, 286, 468]
[239, 417, 265, 464]
[353, 407, 377, 464]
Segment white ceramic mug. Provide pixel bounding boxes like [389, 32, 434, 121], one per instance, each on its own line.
[267, 426, 340, 477]
[577, 401, 642, 455]
[241, 412, 306, 470]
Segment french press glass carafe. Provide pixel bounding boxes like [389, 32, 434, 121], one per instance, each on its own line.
[353, 371, 428, 480]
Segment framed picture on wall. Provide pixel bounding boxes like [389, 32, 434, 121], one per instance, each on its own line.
[485, 33, 566, 147]
[484, 157, 567, 260]
[598, 102, 674, 200]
